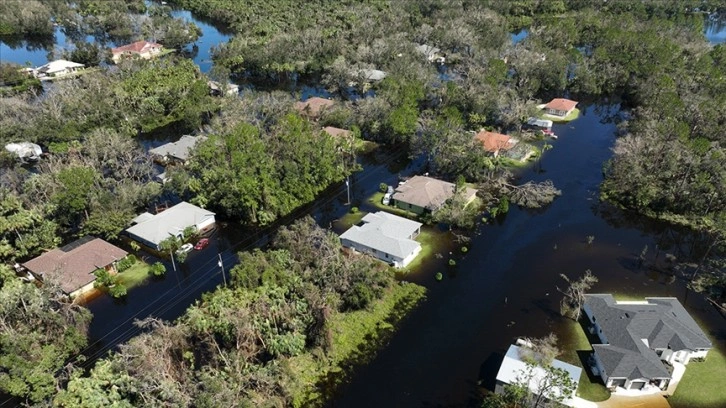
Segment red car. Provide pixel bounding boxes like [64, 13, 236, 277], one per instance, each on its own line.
[194, 238, 210, 250]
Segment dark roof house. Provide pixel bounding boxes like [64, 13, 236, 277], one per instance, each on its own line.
[22, 237, 128, 297]
[583, 294, 712, 393]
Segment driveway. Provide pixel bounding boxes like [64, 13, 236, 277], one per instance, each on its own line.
[572, 393, 671, 408]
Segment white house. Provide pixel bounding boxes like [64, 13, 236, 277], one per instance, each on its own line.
[583, 294, 712, 393]
[495, 343, 582, 407]
[126, 202, 215, 250]
[34, 60, 84, 78]
[339, 211, 422, 268]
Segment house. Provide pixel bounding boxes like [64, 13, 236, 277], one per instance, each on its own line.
[149, 135, 207, 165]
[583, 294, 712, 393]
[21, 237, 128, 298]
[323, 126, 352, 139]
[126, 201, 216, 250]
[392, 175, 477, 215]
[339, 211, 422, 268]
[112, 40, 164, 63]
[475, 130, 517, 157]
[208, 80, 239, 96]
[495, 343, 582, 407]
[294, 97, 335, 119]
[543, 98, 578, 117]
[5, 142, 42, 161]
[33, 60, 84, 78]
[359, 68, 387, 82]
[415, 44, 445, 63]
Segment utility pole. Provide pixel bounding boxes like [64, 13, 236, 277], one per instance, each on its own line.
[345, 176, 351, 205]
[169, 248, 176, 272]
[218, 253, 227, 286]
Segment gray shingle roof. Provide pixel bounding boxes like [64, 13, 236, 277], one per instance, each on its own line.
[339, 212, 421, 259]
[392, 176, 477, 211]
[585, 294, 711, 380]
[149, 135, 207, 162]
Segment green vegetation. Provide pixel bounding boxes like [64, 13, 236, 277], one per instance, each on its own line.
[560, 320, 611, 402]
[54, 218, 425, 406]
[435, 272, 443, 281]
[0, 265, 91, 404]
[287, 282, 425, 406]
[670, 346, 726, 408]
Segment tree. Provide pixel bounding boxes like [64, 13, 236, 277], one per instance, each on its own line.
[0, 191, 60, 263]
[0, 266, 91, 403]
[558, 270, 598, 320]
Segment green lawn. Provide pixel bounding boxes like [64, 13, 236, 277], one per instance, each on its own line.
[287, 282, 426, 407]
[669, 346, 726, 408]
[399, 227, 441, 273]
[115, 260, 156, 289]
[367, 191, 419, 219]
[559, 319, 611, 402]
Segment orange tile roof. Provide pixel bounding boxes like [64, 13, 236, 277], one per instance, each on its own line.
[544, 98, 577, 112]
[22, 237, 128, 294]
[475, 130, 515, 153]
[112, 40, 162, 55]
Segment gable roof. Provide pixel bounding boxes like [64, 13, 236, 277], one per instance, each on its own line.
[294, 97, 334, 117]
[149, 135, 207, 162]
[36, 60, 84, 74]
[126, 202, 215, 247]
[22, 237, 128, 294]
[112, 40, 163, 55]
[544, 98, 577, 112]
[339, 211, 421, 259]
[322, 126, 352, 138]
[496, 344, 581, 405]
[475, 130, 516, 153]
[585, 294, 712, 379]
[392, 176, 477, 211]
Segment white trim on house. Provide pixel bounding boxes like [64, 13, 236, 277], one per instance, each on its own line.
[339, 211, 422, 268]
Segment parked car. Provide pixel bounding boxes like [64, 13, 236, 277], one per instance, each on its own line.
[176, 243, 193, 255]
[387, 185, 394, 194]
[194, 238, 210, 250]
[382, 192, 392, 205]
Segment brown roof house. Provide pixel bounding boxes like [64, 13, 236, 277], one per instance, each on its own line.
[322, 126, 352, 139]
[112, 40, 164, 63]
[295, 97, 335, 119]
[475, 130, 517, 157]
[22, 237, 128, 298]
[543, 98, 578, 118]
[392, 175, 477, 215]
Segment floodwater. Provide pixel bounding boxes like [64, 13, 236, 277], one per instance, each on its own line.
[328, 104, 726, 407]
[705, 15, 726, 44]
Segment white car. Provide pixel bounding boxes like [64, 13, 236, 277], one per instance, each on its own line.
[176, 243, 193, 255]
[382, 192, 392, 205]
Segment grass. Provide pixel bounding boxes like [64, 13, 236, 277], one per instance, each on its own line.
[559, 319, 611, 402]
[115, 260, 155, 289]
[669, 346, 726, 408]
[287, 282, 426, 407]
[367, 191, 419, 219]
[399, 227, 441, 273]
[541, 108, 581, 123]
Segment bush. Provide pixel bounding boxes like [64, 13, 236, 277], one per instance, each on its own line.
[343, 282, 375, 310]
[448, 259, 456, 266]
[350, 206, 359, 214]
[108, 284, 127, 298]
[435, 272, 443, 281]
[379, 183, 388, 192]
[116, 254, 137, 271]
[461, 246, 468, 253]
[149, 262, 166, 277]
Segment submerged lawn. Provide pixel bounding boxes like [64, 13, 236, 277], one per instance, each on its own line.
[287, 282, 426, 407]
[669, 346, 726, 408]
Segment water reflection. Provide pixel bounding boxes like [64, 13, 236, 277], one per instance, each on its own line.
[705, 15, 726, 44]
